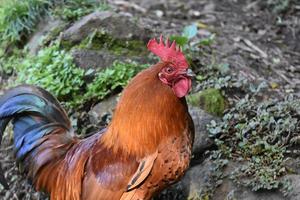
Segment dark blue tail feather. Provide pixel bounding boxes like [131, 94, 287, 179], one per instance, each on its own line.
[0, 85, 72, 189]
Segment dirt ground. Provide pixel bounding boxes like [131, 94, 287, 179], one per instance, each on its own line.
[0, 0, 299, 199]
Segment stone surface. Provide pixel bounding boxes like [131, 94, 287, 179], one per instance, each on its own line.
[72, 49, 117, 70]
[138, 0, 166, 10]
[286, 175, 300, 200]
[213, 179, 284, 200]
[26, 17, 65, 55]
[88, 95, 119, 125]
[71, 49, 150, 70]
[62, 11, 152, 44]
[63, 10, 154, 70]
[158, 159, 300, 200]
[156, 158, 213, 200]
[189, 106, 217, 155]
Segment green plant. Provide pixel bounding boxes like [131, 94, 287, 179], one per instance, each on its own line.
[0, 0, 109, 45]
[10, 41, 148, 110]
[208, 94, 300, 193]
[0, 49, 19, 75]
[0, 0, 52, 45]
[195, 62, 235, 89]
[52, 0, 110, 21]
[198, 34, 216, 47]
[17, 44, 85, 106]
[84, 61, 148, 103]
[170, 23, 216, 50]
[170, 23, 197, 49]
[267, 0, 290, 13]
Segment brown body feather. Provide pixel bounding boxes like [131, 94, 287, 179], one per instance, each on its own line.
[1, 62, 194, 200]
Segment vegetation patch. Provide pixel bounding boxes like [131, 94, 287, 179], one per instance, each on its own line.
[0, 0, 146, 110]
[5, 42, 147, 109]
[208, 93, 300, 194]
[0, 0, 108, 47]
[83, 61, 148, 104]
[0, 0, 52, 45]
[16, 44, 86, 104]
[0, 48, 22, 76]
[266, 0, 291, 13]
[52, 0, 110, 21]
[189, 29, 298, 196]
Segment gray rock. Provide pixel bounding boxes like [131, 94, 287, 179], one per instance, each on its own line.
[189, 106, 217, 155]
[71, 49, 150, 70]
[72, 49, 117, 70]
[138, 0, 166, 10]
[156, 158, 213, 200]
[88, 95, 118, 124]
[63, 10, 154, 70]
[157, 159, 295, 200]
[181, 159, 214, 198]
[213, 175, 284, 200]
[62, 11, 152, 44]
[213, 161, 291, 200]
[26, 17, 65, 55]
[286, 174, 300, 200]
[284, 157, 300, 174]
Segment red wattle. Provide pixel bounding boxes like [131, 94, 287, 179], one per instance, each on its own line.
[172, 77, 191, 98]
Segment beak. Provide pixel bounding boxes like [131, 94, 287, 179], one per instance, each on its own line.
[186, 69, 196, 77]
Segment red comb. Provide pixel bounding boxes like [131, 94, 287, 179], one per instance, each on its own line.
[147, 35, 189, 68]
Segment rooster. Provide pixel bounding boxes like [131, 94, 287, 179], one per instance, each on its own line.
[0, 35, 195, 200]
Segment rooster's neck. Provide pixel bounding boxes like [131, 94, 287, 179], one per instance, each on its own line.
[101, 64, 189, 158]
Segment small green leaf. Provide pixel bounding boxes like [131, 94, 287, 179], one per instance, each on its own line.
[199, 34, 216, 46]
[196, 74, 205, 82]
[85, 68, 95, 76]
[169, 35, 189, 47]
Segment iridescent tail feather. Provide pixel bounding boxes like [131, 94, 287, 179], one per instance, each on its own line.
[0, 85, 72, 189]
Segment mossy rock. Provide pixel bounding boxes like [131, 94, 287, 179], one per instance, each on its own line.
[61, 11, 152, 49]
[187, 88, 227, 116]
[77, 30, 147, 56]
[70, 30, 152, 70]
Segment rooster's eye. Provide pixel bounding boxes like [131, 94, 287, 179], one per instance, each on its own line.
[165, 67, 174, 74]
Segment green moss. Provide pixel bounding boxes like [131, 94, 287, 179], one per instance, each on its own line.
[187, 88, 226, 116]
[187, 93, 200, 107]
[60, 40, 75, 50]
[76, 30, 147, 56]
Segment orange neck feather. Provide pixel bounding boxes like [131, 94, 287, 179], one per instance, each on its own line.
[101, 63, 189, 158]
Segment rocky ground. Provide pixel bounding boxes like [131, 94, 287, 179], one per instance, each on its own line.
[0, 0, 300, 199]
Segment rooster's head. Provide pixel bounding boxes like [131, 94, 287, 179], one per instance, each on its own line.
[147, 35, 194, 98]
